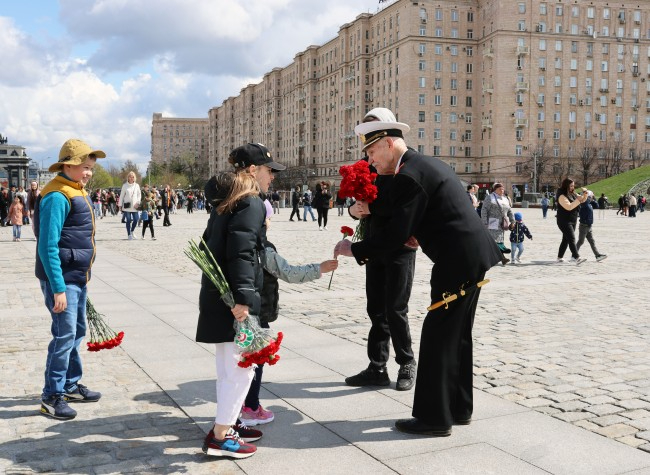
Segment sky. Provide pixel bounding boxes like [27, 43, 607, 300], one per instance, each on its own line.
[0, 0, 384, 172]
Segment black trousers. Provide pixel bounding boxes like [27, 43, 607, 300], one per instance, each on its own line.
[316, 207, 329, 227]
[412, 270, 485, 427]
[163, 207, 171, 226]
[365, 249, 416, 369]
[141, 219, 154, 238]
[289, 204, 302, 220]
[557, 220, 579, 259]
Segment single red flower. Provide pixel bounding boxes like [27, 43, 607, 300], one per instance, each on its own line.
[341, 226, 354, 237]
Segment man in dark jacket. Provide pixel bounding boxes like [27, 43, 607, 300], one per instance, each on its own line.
[346, 108, 417, 392]
[335, 109, 502, 437]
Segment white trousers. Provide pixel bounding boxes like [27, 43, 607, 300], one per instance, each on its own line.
[214, 342, 254, 426]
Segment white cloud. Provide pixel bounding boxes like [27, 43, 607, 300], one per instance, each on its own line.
[1, 0, 382, 170]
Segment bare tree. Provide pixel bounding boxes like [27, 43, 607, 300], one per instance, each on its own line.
[576, 143, 598, 186]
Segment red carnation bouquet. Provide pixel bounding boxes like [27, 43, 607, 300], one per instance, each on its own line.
[86, 299, 124, 352]
[338, 160, 378, 241]
[185, 238, 282, 367]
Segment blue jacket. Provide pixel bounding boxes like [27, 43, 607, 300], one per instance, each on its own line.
[34, 174, 96, 292]
[579, 200, 596, 225]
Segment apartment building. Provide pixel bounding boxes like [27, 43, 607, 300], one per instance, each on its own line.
[150, 113, 209, 170]
[207, 0, 650, 195]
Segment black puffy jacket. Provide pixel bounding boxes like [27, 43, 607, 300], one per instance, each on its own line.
[196, 195, 266, 344]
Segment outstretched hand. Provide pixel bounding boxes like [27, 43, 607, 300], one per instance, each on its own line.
[334, 239, 353, 259]
[320, 259, 339, 274]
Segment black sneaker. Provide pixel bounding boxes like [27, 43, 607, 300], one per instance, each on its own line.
[233, 420, 263, 442]
[41, 395, 77, 420]
[64, 383, 102, 402]
[345, 365, 390, 387]
[396, 360, 417, 391]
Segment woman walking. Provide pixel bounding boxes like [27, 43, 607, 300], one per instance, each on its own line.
[480, 182, 514, 265]
[119, 171, 141, 240]
[313, 182, 332, 230]
[556, 177, 588, 265]
[198, 143, 285, 459]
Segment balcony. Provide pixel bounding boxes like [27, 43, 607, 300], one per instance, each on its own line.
[483, 47, 494, 58]
[297, 93, 307, 101]
[514, 118, 528, 127]
[515, 82, 529, 91]
[298, 141, 306, 148]
[344, 100, 355, 110]
[481, 119, 493, 129]
[344, 73, 355, 82]
[297, 116, 306, 124]
[599, 88, 609, 93]
[516, 46, 530, 55]
[482, 84, 494, 94]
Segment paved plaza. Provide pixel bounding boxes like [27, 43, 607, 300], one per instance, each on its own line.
[1, 204, 650, 473]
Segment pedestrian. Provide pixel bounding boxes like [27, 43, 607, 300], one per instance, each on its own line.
[556, 178, 588, 265]
[160, 185, 173, 226]
[140, 191, 156, 240]
[480, 182, 514, 265]
[576, 191, 607, 262]
[335, 190, 346, 216]
[240, 201, 338, 426]
[597, 193, 608, 220]
[27, 181, 40, 231]
[541, 195, 549, 219]
[467, 184, 478, 211]
[34, 138, 105, 420]
[198, 143, 285, 459]
[508, 212, 533, 263]
[639, 194, 646, 212]
[629, 193, 637, 217]
[119, 172, 141, 239]
[302, 187, 316, 221]
[344, 108, 418, 392]
[335, 109, 502, 437]
[0, 188, 9, 226]
[186, 191, 195, 213]
[8, 195, 25, 241]
[271, 190, 280, 214]
[313, 182, 332, 230]
[289, 185, 302, 221]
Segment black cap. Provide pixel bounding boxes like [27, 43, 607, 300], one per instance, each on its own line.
[230, 143, 286, 171]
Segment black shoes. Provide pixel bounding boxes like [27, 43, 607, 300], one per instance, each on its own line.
[395, 418, 451, 437]
[454, 417, 472, 425]
[396, 360, 417, 391]
[345, 365, 390, 387]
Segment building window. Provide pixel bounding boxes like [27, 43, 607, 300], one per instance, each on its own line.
[518, 3, 526, 14]
[419, 77, 426, 87]
[540, 3, 547, 15]
[418, 128, 425, 139]
[418, 94, 426, 105]
[419, 60, 426, 71]
[515, 145, 523, 156]
[419, 111, 426, 122]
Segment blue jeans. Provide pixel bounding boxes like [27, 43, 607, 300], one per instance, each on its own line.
[124, 211, 139, 235]
[510, 242, 524, 258]
[13, 224, 22, 239]
[303, 205, 315, 221]
[40, 280, 87, 397]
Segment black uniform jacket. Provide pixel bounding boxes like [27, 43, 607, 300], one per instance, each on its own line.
[351, 149, 502, 291]
[196, 195, 266, 344]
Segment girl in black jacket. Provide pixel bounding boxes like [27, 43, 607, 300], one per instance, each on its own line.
[313, 182, 332, 230]
[198, 143, 285, 459]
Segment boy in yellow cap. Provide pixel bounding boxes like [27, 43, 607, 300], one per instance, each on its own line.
[35, 139, 105, 420]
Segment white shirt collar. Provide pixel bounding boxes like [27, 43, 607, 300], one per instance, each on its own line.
[394, 150, 408, 174]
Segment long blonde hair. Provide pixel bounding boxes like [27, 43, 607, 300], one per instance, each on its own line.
[216, 170, 260, 214]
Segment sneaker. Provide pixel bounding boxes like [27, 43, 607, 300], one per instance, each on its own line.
[152, 237, 157, 241]
[128, 234, 133, 240]
[64, 383, 102, 402]
[319, 226, 323, 231]
[240, 405, 275, 426]
[510, 260, 516, 265]
[203, 427, 256, 459]
[41, 395, 77, 420]
[141, 236, 145, 240]
[324, 226, 328, 230]
[570, 257, 586, 266]
[596, 254, 608, 262]
[396, 360, 417, 391]
[345, 365, 390, 387]
[233, 420, 263, 442]
[556, 258, 564, 263]
[516, 257, 522, 263]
